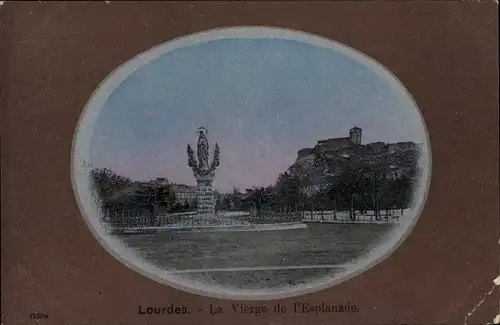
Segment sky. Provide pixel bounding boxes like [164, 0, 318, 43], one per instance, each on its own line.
[89, 38, 425, 192]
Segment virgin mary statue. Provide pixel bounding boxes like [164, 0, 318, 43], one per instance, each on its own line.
[197, 127, 209, 171]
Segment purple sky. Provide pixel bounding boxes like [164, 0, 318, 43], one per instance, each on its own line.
[89, 38, 425, 193]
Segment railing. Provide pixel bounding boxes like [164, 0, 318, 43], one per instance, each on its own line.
[248, 209, 303, 224]
[302, 209, 404, 223]
[98, 208, 303, 230]
[97, 207, 403, 230]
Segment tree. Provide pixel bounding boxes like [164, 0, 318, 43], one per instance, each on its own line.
[326, 156, 367, 219]
[363, 156, 391, 220]
[215, 195, 223, 211]
[394, 174, 413, 211]
[89, 168, 136, 226]
[89, 167, 132, 204]
[245, 186, 274, 212]
[224, 187, 243, 210]
[274, 172, 302, 212]
[153, 183, 177, 213]
[134, 184, 157, 226]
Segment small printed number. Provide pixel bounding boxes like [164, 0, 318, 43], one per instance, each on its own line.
[29, 313, 48, 319]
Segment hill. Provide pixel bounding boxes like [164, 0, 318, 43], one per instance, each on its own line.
[288, 141, 421, 185]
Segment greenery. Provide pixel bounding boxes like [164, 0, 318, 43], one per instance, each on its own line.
[217, 146, 419, 221]
[89, 168, 194, 226]
[89, 141, 420, 225]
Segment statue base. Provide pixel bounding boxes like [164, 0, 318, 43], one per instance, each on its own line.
[196, 174, 215, 215]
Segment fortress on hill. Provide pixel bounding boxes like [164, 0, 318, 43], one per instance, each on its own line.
[296, 126, 418, 159]
[297, 126, 363, 158]
[289, 126, 421, 189]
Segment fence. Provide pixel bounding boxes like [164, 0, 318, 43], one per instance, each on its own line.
[248, 209, 303, 224]
[302, 209, 404, 223]
[98, 207, 401, 230]
[98, 207, 303, 229]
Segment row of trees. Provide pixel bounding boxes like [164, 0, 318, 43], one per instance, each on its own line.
[89, 144, 419, 224]
[218, 150, 418, 220]
[89, 168, 196, 224]
[321, 152, 417, 219]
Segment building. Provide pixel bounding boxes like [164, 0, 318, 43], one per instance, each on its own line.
[388, 141, 418, 153]
[298, 126, 363, 158]
[153, 179, 197, 203]
[365, 141, 386, 153]
[317, 126, 362, 150]
[155, 177, 169, 185]
[349, 126, 362, 145]
[171, 184, 197, 204]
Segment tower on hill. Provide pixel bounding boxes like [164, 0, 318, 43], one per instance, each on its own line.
[349, 126, 362, 145]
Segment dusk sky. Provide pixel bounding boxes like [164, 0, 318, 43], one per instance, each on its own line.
[89, 38, 425, 192]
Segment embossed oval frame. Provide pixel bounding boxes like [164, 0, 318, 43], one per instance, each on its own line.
[71, 27, 432, 300]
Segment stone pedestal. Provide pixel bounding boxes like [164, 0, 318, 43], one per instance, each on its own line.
[196, 175, 215, 215]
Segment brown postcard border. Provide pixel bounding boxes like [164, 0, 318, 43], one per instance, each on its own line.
[1, 1, 499, 325]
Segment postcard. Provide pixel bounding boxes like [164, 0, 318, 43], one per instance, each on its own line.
[1, 1, 498, 325]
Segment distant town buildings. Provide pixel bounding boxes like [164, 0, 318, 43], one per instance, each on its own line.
[155, 177, 169, 185]
[153, 178, 197, 204]
[171, 184, 197, 203]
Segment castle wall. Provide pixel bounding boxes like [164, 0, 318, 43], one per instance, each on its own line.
[297, 148, 313, 158]
[318, 137, 353, 151]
